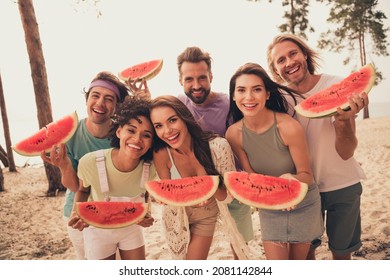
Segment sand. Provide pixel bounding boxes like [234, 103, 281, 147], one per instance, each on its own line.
[1, 116, 389, 260]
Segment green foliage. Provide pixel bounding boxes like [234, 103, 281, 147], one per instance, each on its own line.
[317, 0, 389, 73]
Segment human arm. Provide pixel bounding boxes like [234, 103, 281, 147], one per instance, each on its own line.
[332, 92, 367, 159]
[127, 78, 151, 99]
[67, 180, 91, 231]
[225, 123, 255, 174]
[209, 137, 236, 202]
[278, 115, 313, 185]
[40, 143, 79, 192]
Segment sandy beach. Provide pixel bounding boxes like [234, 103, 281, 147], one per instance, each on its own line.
[1, 116, 389, 260]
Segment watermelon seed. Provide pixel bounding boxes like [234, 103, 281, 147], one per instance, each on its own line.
[124, 207, 136, 213]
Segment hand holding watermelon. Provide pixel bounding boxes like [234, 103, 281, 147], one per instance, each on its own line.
[224, 171, 308, 210]
[40, 143, 70, 168]
[127, 78, 151, 99]
[68, 211, 90, 231]
[334, 92, 369, 121]
[294, 64, 375, 118]
[136, 213, 155, 228]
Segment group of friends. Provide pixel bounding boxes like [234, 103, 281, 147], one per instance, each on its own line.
[41, 33, 368, 260]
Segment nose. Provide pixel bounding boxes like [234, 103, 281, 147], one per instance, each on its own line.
[192, 79, 201, 90]
[164, 124, 173, 135]
[245, 90, 255, 100]
[132, 133, 141, 143]
[285, 56, 294, 66]
[95, 96, 105, 106]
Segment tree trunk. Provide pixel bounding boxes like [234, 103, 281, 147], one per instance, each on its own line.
[0, 145, 9, 167]
[0, 73, 17, 172]
[18, 0, 64, 196]
[0, 162, 4, 192]
[360, 32, 370, 119]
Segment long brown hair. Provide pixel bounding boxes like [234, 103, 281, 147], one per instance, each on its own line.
[226, 62, 300, 128]
[151, 95, 222, 180]
[267, 33, 321, 84]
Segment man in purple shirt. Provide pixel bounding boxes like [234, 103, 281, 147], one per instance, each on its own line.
[176, 46, 253, 259]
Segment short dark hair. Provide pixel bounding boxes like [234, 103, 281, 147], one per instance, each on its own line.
[177, 46, 212, 77]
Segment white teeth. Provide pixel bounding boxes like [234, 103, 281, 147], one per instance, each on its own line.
[93, 108, 105, 114]
[243, 104, 256, 108]
[127, 144, 141, 150]
[168, 134, 178, 141]
[287, 66, 299, 74]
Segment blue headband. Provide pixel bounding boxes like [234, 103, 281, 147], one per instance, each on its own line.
[88, 80, 120, 99]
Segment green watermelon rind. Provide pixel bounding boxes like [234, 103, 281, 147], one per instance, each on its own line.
[118, 59, 163, 82]
[145, 175, 219, 207]
[295, 63, 376, 119]
[224, 171, 308, 210]
[12, 111, 79, 157]
[76, 201, 149, 229]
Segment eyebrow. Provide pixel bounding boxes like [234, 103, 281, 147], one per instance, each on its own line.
[153, 114, 177, 124]
[128, 123, 153, 135]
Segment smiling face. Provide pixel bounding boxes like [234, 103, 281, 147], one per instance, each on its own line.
[116, 116, 154, 160]
[86, 86, 117, 124]
[179, 61, 213, 105]
[150, 106, 190, 149]
[270, 40, 309, 88]
[233, 74, 269, 117]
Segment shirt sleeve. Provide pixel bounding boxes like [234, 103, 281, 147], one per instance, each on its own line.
[209, 137, 236, 174]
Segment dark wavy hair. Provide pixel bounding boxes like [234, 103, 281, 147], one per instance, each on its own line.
[83, 71, 129, 103]
[151, 95, 223, 184]
[226, 62, 300, 128]
[109, 96, 155, 161]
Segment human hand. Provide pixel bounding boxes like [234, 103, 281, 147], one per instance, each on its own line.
[279, 173, 298, 211]
[127, 78, 151, 99]
[68, 211, 89, 231]
[279, 173, 296, 180]
[335, 92, 368, 121]
[40, 143, 70, 169]
[137, 214, 155, 228]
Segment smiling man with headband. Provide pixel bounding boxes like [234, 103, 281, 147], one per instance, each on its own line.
[41, 71, 129, 259]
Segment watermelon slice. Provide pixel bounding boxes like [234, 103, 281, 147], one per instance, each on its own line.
[145, 175, 219, 207]
[224, 171, 308, 210]
[295, 63, 376, 118]
[12, 111, 78, 156]
[118, 59, 163, 82]
[76, 201, 148, 229]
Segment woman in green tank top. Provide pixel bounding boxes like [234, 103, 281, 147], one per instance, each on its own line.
[225, 63, 323, 260]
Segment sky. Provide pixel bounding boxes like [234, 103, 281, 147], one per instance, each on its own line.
[1, 0, 390, 137]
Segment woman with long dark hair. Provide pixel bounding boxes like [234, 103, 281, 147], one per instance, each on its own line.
[226, 63, 323, 260]
[150, 95, 249, 260]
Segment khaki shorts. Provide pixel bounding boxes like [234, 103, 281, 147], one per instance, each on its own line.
[185, 199, 218, 237]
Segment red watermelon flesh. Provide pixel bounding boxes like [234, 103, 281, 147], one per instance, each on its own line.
[295, 63, 376, 118]
[224, 171, 308, 210]
[145, 175, 219, 207]
[12, 111, 78, 156]
[118, 59, 163, 82]
[76, 201, 148, 229]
